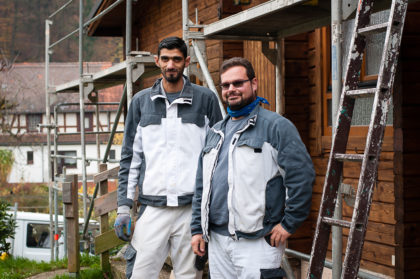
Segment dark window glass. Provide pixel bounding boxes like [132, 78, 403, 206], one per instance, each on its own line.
[27, 151, 33, 165]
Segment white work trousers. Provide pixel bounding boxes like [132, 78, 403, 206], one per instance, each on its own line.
[130, 205, 196, 279]
[208, 232, 285, 279]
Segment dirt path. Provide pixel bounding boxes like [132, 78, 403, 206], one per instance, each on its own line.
[25, 268, 77, 279]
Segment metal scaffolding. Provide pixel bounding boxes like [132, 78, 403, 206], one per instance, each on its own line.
[44, 1, 401, 278]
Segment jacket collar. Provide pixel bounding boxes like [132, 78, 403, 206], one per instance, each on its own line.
[214, 105, 259, 133]
[150, 75, 193, 105]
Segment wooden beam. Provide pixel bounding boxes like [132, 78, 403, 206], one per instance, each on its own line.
[94, 190, 118, 216]
[93, 166, 119, 184]
[99, 163, 110, 273]
[95, 229, 127, 255]
[66, 174, 80, 274]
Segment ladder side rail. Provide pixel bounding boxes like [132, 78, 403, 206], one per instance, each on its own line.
[306, 1, 374, 278]
[341, 1, 409, 278]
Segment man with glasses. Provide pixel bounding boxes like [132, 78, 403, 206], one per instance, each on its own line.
[114, 36, 222, 278]
[191, 57, 314, 278]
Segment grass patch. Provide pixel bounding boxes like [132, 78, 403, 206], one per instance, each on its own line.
[0, 253, 102, 279]
[0, 256, 66, 279]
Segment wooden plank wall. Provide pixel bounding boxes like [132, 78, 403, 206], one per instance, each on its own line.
[243, 41, 276, 110]
[308, 29, 397, 276]
[130, 0, 222, 90]
[243, 32, 312, 253]
[395, 2, 420, 279]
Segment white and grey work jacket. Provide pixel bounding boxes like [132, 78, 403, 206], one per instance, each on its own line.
[117, 76, 222, 209]
[191, 105, 315, 241]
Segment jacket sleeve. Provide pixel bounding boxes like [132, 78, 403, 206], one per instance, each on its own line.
[191, 151, 204, 236]
[117, 97, 142, 208]
[207, 92, 223, 127]
[276, 120, 315, 234]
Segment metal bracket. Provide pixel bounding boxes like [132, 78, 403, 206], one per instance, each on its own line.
[342, 0, 358, 20]
[132, 63, 145, 83]
[83, 82, 94, 98]
[261, 41, 277, 65]
[340, 183, 356, 207]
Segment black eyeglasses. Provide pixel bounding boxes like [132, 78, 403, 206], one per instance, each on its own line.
[219, 79, 251, 90]
[160, 56, 183, 63]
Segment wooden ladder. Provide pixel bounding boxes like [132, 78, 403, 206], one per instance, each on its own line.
[306, 0, 408, 278]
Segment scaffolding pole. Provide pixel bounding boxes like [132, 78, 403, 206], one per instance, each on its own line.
[78, 0, 88, 225]
[53, 105, 59, 261]
[276, 37, 285, 115]
[126, 0, 133, 105]
[82, 84, 127, 237]
[331, 0, 343, 278]
[45, 19, 55, 262]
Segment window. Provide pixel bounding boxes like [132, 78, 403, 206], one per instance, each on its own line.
[77, 113, 93, 132]
[321, 10, 393, 136]
[27, 151, 33, 165]
[109, 149, 116, 160]
[55, 150, 77, 175]
[26, 223, 50, 248]
[27, 114, 42, 132]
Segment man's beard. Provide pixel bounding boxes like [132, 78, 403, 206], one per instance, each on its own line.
[226, 92, 255, 110]
[162, 68, 183, 83]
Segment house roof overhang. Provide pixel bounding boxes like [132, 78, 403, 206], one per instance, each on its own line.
[87, 0, 419, 40]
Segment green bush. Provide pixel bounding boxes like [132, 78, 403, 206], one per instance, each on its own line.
[0, 201, 17, 254]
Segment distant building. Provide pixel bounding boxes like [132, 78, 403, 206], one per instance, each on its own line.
[0, 62, 123, 183]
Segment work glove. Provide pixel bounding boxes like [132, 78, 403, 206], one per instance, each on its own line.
[114, 206, 132, 242]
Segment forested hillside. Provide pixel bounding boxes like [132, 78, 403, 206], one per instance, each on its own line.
[0, 0, 122, 63]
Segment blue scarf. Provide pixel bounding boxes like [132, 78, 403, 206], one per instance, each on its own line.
[227, 96, 270, 118]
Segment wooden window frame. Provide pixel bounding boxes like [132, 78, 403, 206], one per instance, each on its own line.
[321, 27, 392, 137]
[26, 114, 42, 133]
[77, 113, 93, 132]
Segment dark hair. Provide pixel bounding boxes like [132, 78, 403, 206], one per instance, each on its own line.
[220, 57, 255, 80]
[158, 37, 188, 58]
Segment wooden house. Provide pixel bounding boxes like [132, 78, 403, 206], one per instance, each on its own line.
[86, 0, 420, 278]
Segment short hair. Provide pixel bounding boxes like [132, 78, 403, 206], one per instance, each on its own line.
[220, 57, 255, 80]
[158, 37, 188, 58]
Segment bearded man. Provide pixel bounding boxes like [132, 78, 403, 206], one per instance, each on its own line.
[191, 57, 315, 278]
[114, 36, 222, 279]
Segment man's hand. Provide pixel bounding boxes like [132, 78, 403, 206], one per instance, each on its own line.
[191, 234, 206, 257]
[114, 213, 131, 242]
[266, 224, 291, 247]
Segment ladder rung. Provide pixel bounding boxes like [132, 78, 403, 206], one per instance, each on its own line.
[358, 22, 388, 36]
[334, 153, 364, 162]
[346, 88, 376, 98]
[322, 217, 352, 228]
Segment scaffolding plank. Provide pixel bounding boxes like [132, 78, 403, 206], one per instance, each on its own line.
[203, 0, 331, 40]
[54, 56, 157, 93]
